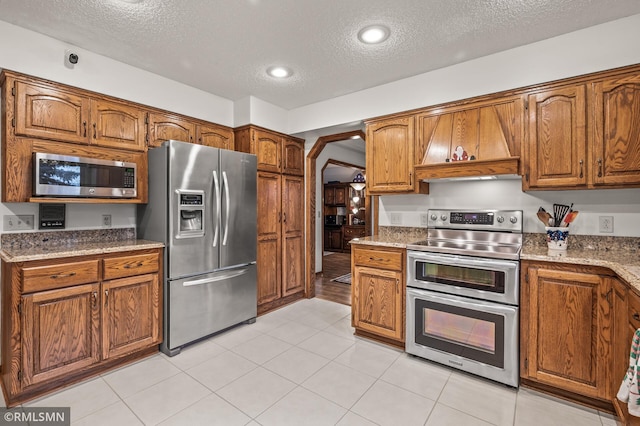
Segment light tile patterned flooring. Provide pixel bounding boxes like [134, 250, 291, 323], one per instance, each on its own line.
[3, 298, 621, 425]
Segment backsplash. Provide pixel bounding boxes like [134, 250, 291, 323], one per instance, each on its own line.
[0, 228, 135, 249]
[523, 232, 640, 252]
[378, 226, 428, 241]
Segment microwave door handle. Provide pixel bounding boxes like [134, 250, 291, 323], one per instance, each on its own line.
[212, 171, 220, 247]
[222, 171, 230, 246]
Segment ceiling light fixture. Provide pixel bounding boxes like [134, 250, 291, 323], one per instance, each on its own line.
[350, 172, 366, 191]
[357, 25, 390, 44]
[267, 66, 293, 78]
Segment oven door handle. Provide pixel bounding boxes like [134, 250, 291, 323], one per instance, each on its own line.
[409, 251, 518, 270]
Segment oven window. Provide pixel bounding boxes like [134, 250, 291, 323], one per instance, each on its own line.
[415, 262, 505, 293]
[415, 298, 504, 368]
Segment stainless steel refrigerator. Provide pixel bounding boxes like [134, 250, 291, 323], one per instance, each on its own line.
[137, 140, 257, 356]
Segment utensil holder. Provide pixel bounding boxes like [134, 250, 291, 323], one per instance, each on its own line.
[545, 227, 569, 250]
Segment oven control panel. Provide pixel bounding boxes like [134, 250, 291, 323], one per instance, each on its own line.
[426, 209, 523, 232]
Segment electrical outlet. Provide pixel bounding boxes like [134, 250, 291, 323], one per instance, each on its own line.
[389, 213, 402, 225]
[3, 215, 35, 231]
[102, 214, 112, 227]
[420, 213, 429, 227]
[599, 215, 613, 233]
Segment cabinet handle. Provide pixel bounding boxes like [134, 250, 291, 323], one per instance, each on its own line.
[92, 123, 97, 139]
[634, 313, 640, 321]
[50, 272, 76, 279]
[92, 291, 97, 308]
[283, 212, 287, 223]
[579, 159, 584, 179]
[123, 262, 144, 269]
[369, 257, 385, 262]
[597, 158, 603, 177]
[278, 212, 282, 223]
[396, 278, 400, 293]
[105, 289, 109, 306]
[83, 121, 87, 137]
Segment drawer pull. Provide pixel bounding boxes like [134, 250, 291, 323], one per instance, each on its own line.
[92, 292, 97, 308]
[633, 313, 640, 321]
[123, 262, 144, 269]
[105, 289, 109, 306]
[50, 272, 77, 279]
[369, 257, 385, 262]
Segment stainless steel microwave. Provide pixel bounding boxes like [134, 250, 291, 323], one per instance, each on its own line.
[33, 153, 137, 198]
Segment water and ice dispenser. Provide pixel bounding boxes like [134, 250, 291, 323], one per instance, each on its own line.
[176, 190, 205, 238]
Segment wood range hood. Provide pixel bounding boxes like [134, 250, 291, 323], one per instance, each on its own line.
[412, 95, 524, 182]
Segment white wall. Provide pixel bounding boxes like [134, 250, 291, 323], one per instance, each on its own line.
[378, 180, 640, 237]
[312, 143, 365, 272]
[323, 167, 362, 184]
[287, 14, 640, 134]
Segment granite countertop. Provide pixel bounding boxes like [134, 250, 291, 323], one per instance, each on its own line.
[0, 239, 164, 263]
[349, 235, 414, 248]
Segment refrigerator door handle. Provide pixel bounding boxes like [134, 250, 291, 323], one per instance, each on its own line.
[212, 171, 221, 247]
[182, 268, 249, 286]
[222, 171, 230, 246]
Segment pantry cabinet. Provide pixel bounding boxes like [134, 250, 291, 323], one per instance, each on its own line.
[520, 261, 613, 401]
[351, 245, 405, 346]
[1, 248, 162, 407]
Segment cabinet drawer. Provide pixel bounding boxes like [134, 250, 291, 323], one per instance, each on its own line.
[353, 248, 402, 271]
[629, 292, 640, 330]
[344, 227, 366, 238]
[103, 253, 159, 280]
[22, 260, 100, 293]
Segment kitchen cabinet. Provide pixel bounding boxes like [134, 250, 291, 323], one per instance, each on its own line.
[415, 95, 523, 178]
[365, 115, 426, 194]
[351, 245, 405, 346]
[525, 85, 588, 189]
[14, 81, 146, 152]
[324, 226, 343, 252]
[342, 225, 365, 253]
[235, 125, 304, 175]
[592, 72, 640, 186]
[520, 261, 612, 401]
[196, 123, 234, 150]
[256, 171, 304, 313]
[147, 112, 196, 147]
[1, 248, 162, 407]
[324, 183, 347, 206]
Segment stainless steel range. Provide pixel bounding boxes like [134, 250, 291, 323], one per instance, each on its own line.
[406, 209, 522, 387]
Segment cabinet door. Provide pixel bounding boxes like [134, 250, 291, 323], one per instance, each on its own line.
[612, 279, 629, 401]
[102, 274, 160, 359]
[282, 175, 304, 296]
[324, 187, 335, 205]
[352, 265, 404, 341]
[257, 172, 282, 304]
[90, 99, 146, 151]
[22, 283, 100, 388]
[282, 138, 304, 176]
[327, 229, 342, 250]
[196, 124, 234, 150]
[366, 116, 415, 193]
[525, 267, 611, 399]
[592, 73, 640, 186]
[147, 112, 196, 147]
[14, 81, 90, 144]
[254, 129, 282, 173]
[527, 85, 587, 188]
[334, 186, 346, 205]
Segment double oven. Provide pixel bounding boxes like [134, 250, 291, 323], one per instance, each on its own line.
[406, 210, 522, 387]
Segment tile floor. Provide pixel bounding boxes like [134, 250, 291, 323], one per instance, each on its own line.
[3, 298, 622, 425]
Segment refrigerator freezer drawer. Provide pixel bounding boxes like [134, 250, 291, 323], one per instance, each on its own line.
[165, 264, 257, 352]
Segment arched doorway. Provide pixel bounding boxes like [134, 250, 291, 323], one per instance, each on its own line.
[304, 130, 370, 299]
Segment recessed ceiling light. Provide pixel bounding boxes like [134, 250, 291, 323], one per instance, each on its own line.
[267, 66, 293, 78]
[358, 25, 390, 44]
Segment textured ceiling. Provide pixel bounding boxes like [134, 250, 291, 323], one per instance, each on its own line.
[1, 0, 640, 109]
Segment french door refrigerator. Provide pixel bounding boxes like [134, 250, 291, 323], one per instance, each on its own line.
[137, 140, 257, 356]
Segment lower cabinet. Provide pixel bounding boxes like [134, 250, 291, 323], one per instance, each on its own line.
[351, 245, 405, 346]
[324, 227, 343, 252]
[1, 248, 162, 407]
[520, 261, 613, 402]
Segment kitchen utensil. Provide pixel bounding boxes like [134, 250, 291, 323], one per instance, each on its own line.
[537, 211, 552, 226]
[561, 210, 579, 227]
[553, 204, 571, 227]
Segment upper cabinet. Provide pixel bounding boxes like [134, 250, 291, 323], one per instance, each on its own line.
[415, 95, 524, 180]
[14, 82, 145, 151]
[525, 85, 588, 189]
[591, 72, 640, 186]
[147, 112, 196, 147]
[366, 115, 427, 194]
[196, 123, 234, 150]
[234, 125, 304, 176]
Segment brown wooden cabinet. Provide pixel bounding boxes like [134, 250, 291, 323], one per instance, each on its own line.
[366, 115, 419, 194]
[256, 171, 304, 313]
[90, 98, 146, 151]
[324, 183, 347, 206]
[1, 248, 162, 407]
[592, 72, 640, 186]
[324, 227, 343, 252]
[351, 245, 405, 346]
[147, 112, 196, 147]
[196, 123, 234, 150]
[521, 261, 612, 401]
[235, 125, 304, 175]
[342, 225, 365, 253]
